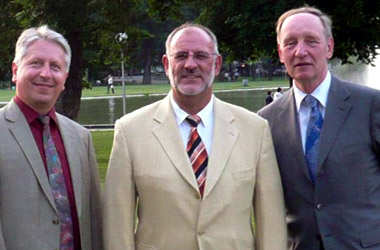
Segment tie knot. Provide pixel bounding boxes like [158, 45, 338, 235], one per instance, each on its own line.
[39, 115, 50, 126]
[186, 115, 201, 127]
[304, 95, 319, 109]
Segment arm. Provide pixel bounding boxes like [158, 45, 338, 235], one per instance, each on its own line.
[254, 121, 287, 250]
[87, 131, 104, 250]
[0, 217, 7, 249]
[103, 120, 137, 250]
[371, 92, 380, 162]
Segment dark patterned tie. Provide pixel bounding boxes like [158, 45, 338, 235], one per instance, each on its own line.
[304, 95, 324, 184]
[186, 115, 208, 197]
[39, 116, 74, 250]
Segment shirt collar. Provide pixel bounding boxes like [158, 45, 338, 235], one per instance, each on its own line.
[14, 96, 58, 125]
[293, 71, 331, 112]
[170, 91, 214, 127]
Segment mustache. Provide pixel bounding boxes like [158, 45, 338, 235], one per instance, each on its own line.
[179, 69, 201, 78]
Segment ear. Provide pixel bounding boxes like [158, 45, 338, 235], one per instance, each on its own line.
[277, 43, 285, 63]
[11, 62, 18, 83]
[62, 72, 68, 91]
[326, 37, 334, 59]
[162, 55, 170, 77]
[214, 54, 223, 76]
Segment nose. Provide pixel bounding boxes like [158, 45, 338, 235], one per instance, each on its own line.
[39, 63, 52, 79]
[184, 53, 197, 70]
[295, 42, 308, 57]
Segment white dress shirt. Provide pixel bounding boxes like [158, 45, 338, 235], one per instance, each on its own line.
[293, 71, 331, 152]
[170, 92, 214, 155]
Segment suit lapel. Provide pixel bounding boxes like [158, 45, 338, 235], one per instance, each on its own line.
[203, 98, 238, 198]
[152, 96, 199, 192]
[276, 90, 313, 183]
[5, 100, 57, 212]
[318, 77, 352, 170]
[57, 115, 82, 215]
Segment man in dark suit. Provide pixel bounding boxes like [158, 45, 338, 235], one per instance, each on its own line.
[0, 25, 103, 250]
[259, 6, 380, 250]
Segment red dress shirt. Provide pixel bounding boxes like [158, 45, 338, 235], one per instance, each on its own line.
[14, 96, 81, 250]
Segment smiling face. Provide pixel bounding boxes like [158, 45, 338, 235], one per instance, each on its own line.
[12, 39, 68, 114]
[162, 27, 222, 102]
[278, 13, 334, 93]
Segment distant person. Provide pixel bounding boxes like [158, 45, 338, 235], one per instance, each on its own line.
[104, 22, 287, 250]
[0, 25, 102, 250]
[234, 70, 239, 81]
[107, 74, 114, 94]
[259, 6, 380, 249]
[273, 87, 283, 100]
[265, 90, 273, 105]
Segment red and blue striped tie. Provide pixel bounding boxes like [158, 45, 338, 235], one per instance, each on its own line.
[186, 115, 208, 198]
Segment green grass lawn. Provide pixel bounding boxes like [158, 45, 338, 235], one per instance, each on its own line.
[0, 77, 289, 102]
[91, 130, 114, 186]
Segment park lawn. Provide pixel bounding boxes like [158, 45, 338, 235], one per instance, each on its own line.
[91, 130, 114, 186]
[0, 78, 288, 102]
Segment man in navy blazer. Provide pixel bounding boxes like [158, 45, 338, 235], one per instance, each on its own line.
[259, 6, 380, 250]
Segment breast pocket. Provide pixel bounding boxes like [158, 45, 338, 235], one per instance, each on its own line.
[232, 168, 256, 189]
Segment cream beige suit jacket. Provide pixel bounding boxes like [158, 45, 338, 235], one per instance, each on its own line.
[104, 95, 286, 250]
[0, 99, 103, 250]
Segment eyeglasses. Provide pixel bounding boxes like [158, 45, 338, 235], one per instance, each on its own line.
[170, 51, 218, 62]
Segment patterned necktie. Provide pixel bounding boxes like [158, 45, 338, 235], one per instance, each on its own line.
[186, 115, 208, 197]
[304, 95, 324, 184]
[39, 116, 74, 250]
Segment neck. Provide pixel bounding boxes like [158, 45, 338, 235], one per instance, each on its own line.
[294, 70, 328, 94]
[173, 89, 212, 115]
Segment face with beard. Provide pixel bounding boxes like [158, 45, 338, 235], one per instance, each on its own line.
[163, 27, 222, 99]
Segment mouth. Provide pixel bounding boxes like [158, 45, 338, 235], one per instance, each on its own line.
[33, 82, 54, 88]
[294, 63, 312, 67]
[182, 74, 201, 79]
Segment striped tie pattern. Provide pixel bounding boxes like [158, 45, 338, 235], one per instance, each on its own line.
[186, 115, 208, 197]
[39, 116, 74, 250]
[304, 95, 324, 184]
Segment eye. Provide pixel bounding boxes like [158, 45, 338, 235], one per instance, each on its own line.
[51, 63, 62, 71]
[29, 60, 41, 66]
[174, 52, 188, 61]
[306, 40, 318, 46]
[284, 40, 296, 47]
[194, 52, 210, 60]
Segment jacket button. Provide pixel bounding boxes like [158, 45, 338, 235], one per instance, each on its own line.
[316, 204, 323, 210]
[52, 219, 60, 225]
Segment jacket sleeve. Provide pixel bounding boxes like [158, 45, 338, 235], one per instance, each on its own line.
[254, 120, 287, 250]
[103, 119, 137, 250]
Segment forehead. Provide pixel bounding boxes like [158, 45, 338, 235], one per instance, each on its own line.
[169, 27, 214, 52]
[24, 39, 66, 62]
[280, 13, 325, 41]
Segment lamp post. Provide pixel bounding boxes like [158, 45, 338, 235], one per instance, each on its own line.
[115, 32, 128, 115]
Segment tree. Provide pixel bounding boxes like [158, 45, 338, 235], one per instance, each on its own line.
[149, 0, 380, 65]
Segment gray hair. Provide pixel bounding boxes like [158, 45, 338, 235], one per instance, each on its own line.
[276, 6, 333, 42]
[13, 25, 71, 72]
[165, 22, 219, 55]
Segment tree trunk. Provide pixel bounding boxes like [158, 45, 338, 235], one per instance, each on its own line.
[55, 31, 84, 121]
[142, 39, 152, 85]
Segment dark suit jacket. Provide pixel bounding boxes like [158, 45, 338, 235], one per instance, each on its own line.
[0, 99, 103, 250]
[258, 76, 380, 249]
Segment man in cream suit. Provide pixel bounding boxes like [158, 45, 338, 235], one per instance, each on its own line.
[104, 23, 286, 250]
[259, 6, 380, 249]
[0, 26, 103, 250]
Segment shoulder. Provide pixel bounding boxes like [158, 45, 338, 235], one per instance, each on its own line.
[116, 97, 165, 126]
[258, 89, 292, 118]
[332, 76, 380, 100]
[215, 98, 267, 125]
